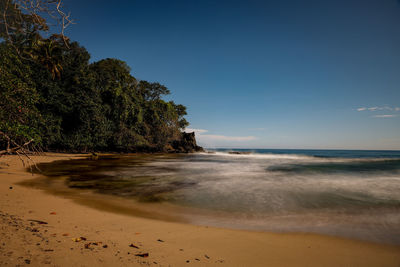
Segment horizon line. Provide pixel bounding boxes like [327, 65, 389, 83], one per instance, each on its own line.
[204, 147, 400, 152]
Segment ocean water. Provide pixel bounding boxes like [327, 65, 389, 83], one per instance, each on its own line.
[36, 149, 400, 244]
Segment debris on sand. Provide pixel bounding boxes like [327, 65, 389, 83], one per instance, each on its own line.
[72, 237, 87, 242]
[135, 253, 149, 258]
[27, 219, 48, 224]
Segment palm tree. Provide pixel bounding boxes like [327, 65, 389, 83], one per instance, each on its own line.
[30, 38, 64, 79]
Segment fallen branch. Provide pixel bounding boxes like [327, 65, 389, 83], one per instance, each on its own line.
[0, 138, 34, 155]
[0, 131, 40, 173]
[27, 219, 48, 224]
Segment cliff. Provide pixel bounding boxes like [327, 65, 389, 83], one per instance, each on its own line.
[170, 132, 204, 153]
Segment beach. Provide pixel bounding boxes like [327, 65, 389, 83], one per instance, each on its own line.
[1, 153, 399, 267]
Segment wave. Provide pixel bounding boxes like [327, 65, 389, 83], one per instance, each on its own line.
[201, 150, 400, 163]
[267, 159, 400, 174]
[201, 151, 317, 160]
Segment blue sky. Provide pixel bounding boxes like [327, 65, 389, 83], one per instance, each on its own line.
[61, 0, 400, 150]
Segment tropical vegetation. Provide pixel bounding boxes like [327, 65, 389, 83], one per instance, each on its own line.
[0, 0, 195, 153]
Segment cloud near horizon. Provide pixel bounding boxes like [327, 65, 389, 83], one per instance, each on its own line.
[372, 114, 398, 118]
[184, 128, 209, 134]
[185, 128, 257, 142]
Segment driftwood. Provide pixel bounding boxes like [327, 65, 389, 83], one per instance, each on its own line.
[0, 130, 41, 173]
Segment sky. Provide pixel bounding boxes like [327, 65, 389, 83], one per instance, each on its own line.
[60, 0, 400, 150]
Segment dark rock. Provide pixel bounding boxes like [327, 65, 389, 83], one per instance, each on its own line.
[228, 151, 251, 155]
[171, 132, 204, 153]
[90, 152, 99, 160]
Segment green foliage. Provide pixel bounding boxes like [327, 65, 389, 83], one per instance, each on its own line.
[0, 43, 43, 146]
[0, 2, 191, 153]
[0, 39, 189, 152]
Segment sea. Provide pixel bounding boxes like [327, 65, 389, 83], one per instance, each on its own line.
[35, 149, 400, 244]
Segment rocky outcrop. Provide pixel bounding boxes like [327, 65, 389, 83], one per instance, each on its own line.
[170, 132, 204, 153]
[228, 151, 251, 155]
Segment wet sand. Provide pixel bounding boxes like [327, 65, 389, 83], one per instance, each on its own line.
[0, 153, 399, 266]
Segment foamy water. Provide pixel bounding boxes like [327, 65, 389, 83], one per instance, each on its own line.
[37, 149, 400, 244]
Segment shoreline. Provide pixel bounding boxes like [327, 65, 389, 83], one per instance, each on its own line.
[20, 169, 400, 246]
[1, 153, 399, 266]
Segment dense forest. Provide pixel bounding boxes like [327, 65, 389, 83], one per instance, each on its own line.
[0, 0, 202, 154]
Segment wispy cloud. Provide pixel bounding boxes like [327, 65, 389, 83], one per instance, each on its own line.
[357, 106, 396, 112]
[198, 135, 257, 141]
[185, 128, 257, 142]
[185, 128, 209, 134]
[357, 106, 399, 119]
[372, 114, 397, 118]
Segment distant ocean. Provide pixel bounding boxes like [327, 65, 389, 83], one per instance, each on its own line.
[37, 149, 400, 244]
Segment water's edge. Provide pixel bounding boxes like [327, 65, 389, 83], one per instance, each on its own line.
[21, 151, 400, 245]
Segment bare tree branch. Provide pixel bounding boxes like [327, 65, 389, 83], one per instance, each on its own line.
[0, 130, 39, 173]
[1, 0, 74, 49]
[0, 135, 34, 155]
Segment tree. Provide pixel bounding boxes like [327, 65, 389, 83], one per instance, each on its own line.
[0, 1, 196, 155]
[138, 81, 170, 101]
[0, 0, 73, 51]
[0, 43, 42, 160]
[90, 58, 148, 151]
[0, 0, 72, 160]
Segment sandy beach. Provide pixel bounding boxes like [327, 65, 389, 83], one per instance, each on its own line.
[0, 153, 399, 267]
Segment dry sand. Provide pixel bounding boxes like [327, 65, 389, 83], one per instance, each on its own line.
[0, 153, 399, 267]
